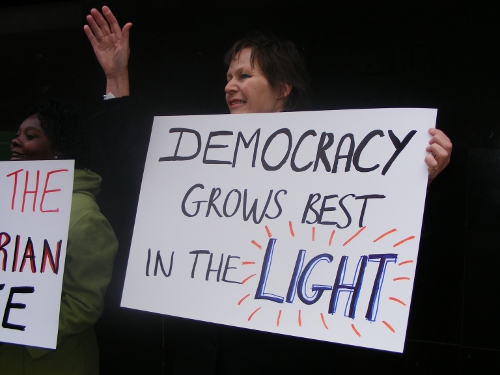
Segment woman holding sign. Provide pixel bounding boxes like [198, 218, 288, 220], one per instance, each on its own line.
[0, 101, 118, 375]
[84, 7, 451, 182]
[84, 5, 452, 373]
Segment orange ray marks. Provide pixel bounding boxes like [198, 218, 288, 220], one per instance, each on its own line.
[237, 294, 251, 306]
[320, 313, 329, 330]
[398, 260, 414, 266]
[241, 274, 257, 285]
[328, 230, 336, 246]
[242, 261, 255, 265]
[393, 236, 415, 248]
[389, 297, 407, 306]
[247, 307, 261, 321]
[251, 240, 262, 249]
[393, 277, 411, 281]
[373, 228, 397, 242]
[298, 310, 302, 327]
[351, 324, 361, 337]
[343, 226, 367, 246]
[382, 320, 396, 333]
[265, 225, 272, 238]
[289, 221, 295, 237]
[277, 310, 282, 327]
[312, 227, 316, 242]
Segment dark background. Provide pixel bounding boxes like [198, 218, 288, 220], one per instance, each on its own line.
[0, 0, 499, 374]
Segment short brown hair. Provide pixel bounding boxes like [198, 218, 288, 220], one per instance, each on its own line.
[224, 33, 310, 111]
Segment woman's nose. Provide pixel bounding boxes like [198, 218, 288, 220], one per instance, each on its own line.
[11, 136, 21, 147]
[225, 79, 237, 94]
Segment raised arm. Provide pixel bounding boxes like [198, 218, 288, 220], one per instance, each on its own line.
[84, 6, 132, 97]
[426, 128, 452, 184]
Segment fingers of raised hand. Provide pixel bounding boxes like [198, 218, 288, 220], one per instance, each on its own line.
[85, 7, 130, 50]
[85, 17, 107, 45]
[84, 14, 102, 44]
[121, 23, 132, 43]
[83, 24, 97, 45]
[85, 8, 123, 46]
[102, 6, 122, 35]
[90, 8, 112, 36]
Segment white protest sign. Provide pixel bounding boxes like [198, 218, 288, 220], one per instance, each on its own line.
[122, 108, 435, 352]
[0, 160, 74, 349]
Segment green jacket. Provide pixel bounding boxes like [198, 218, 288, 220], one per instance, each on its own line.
[0, 169, 118, 375]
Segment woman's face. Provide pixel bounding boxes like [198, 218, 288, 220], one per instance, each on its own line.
[11, 114, 57, 161]
[225, 48, 286, 114]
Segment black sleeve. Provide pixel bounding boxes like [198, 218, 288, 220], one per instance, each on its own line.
[89, 97, 153, 305]
[92, 97, 153, 196]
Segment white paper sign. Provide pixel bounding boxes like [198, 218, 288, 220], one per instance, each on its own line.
[122, 108, 435, 352]
[0, 160, 74, 349]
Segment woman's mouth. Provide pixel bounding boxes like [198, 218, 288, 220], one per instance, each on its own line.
[11, 151, 26, 160]
[228, 99, 246, 109]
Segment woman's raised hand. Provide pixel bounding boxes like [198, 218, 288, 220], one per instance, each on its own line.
[426, 128, 452, 184]
[84, 6, 132, 97]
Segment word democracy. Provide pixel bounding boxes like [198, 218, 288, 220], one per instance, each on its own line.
[159, 127, 417, 174]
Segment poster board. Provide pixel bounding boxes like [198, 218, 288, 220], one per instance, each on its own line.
[122, 109, 435, 352]
[0, 160, 74, 349]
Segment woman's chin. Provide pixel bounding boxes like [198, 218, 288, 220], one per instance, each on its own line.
[228, 104, 248, 114]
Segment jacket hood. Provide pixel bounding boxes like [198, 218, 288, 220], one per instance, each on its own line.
[73, 169, 102, 199]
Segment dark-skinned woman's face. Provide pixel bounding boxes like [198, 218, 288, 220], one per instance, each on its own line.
[11, 114, 58, 161]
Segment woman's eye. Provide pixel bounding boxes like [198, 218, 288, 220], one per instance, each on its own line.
[240, 73, 251, 79]
[26, 134, 35, 140]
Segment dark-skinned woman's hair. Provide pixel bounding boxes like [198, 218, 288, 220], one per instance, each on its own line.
[224, 32, 311, 111]
[27, 100, 89, 169]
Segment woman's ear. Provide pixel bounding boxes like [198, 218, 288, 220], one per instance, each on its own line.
[278, 83, 292, 99]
